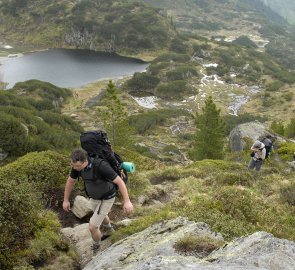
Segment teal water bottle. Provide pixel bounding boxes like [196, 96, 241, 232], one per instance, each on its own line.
[121, 162, 135, 173]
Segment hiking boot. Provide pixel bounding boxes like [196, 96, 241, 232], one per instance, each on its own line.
[101, 224, 115, 237]
[91, 241, 101, 256]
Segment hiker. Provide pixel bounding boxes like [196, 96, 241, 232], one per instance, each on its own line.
[63, 148, 133, 252]
[248, 140, 266, 171]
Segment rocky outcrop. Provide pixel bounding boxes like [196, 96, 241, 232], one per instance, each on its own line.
[82, 217, 295, 270]
[229, 121, 274, 151]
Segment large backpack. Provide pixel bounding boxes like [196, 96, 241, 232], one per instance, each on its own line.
[80, 130, 128, 184]
[261, 137, 273, 159]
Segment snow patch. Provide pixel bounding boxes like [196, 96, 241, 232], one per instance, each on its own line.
[132, 96, 157, 109]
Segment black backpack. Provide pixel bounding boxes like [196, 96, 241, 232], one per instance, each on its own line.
[261, 138, 273, 159]
[80, 130, 128, 184]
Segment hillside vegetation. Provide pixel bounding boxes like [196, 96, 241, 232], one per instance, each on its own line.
[0, 80, 82, 161]
[0, 0, 176, 53]
[0, 1, 295, 269]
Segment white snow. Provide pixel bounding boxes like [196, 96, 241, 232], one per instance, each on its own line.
[132, 96, 157, 109]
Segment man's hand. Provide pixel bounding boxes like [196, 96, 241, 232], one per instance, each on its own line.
[123, 200, 133, 214]
[63, 200, 71, 212]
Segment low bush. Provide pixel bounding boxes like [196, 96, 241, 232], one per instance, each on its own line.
[0, 177, 41, 269]
[214, 171, 253, 186]
[174, 233, 224, 257]
[153, 53, 190, 63]
[0, 151, 69, 194]
[148, 62, 170, 75]
[129, 109, 189, 134]
[166, 65, 198, 81]
[265, 81, 284, 92]
[0, 151, 75, 269]
[277, 141, 295, 161]
[280, 182, 295, 206]
[155, 80, 187, 98]
[0, 112, 28, 155]
[126, 72, 160, 91]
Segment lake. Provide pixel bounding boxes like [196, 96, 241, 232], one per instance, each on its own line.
[0, 48, 149, 88]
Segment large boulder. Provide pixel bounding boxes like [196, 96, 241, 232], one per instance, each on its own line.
[229, 121, 273, 151]
[83, 217, 295, 270]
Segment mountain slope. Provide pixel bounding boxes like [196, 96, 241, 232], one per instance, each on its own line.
[0, 0, 176, 53]
[261, 0, 295, 24]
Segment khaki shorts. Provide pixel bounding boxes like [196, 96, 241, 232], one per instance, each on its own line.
[89, 197, 116, 227]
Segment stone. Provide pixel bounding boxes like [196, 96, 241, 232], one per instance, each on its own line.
[71, 195, 93, 219]
[229, 121, 273, 152]
[82, 217, 295, 270]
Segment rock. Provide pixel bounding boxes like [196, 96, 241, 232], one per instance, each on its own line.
[71, 195, 93, 219]
[116, 218, 136, 227]
[229, 121, 273, 151]
[83, 217, 223, 270]
[0, 148, 8, 161]
[287, 161, 295, 169]
[61, 223, 112, 268]
[208, 231, 295, 270]
[83, 217, 295, 270]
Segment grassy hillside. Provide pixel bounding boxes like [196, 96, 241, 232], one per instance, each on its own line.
[0, 0, 176, 53]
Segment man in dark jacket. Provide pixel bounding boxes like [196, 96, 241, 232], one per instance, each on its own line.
[63, 148, 133, 252]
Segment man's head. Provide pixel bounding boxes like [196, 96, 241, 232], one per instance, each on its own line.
[70, 148, 88, 171]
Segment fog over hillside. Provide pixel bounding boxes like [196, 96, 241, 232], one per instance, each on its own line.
[261, 0, 295, 24]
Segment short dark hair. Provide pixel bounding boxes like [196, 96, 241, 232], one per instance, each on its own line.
[70, 148, 87, 163]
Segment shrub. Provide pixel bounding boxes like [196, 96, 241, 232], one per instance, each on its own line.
[153, 53, 191, 63]
[0, 178, 41, 269]
[282, 92, 293, 102]
[148, 62, 170, 75]
[0, 112, 28, 156]
[277, 142, 295, 161]
[129, 109, 188, 134]
[163, 145, 180, 155]
[232, 35, 258, 48]
[270, 120, 284, 135]
[169, 37, 188, 53]
[284, 118, 295, 138]
[0, 151, 69, 194]
[265, 81, 284, 92]
[166, 65, 198, 81]
[126, 72, 160, 91]
[280, 182, 295, 206]
[155, 80, 187, 98]
[214, 172, 253, 186]
[12, 80, 72, 101]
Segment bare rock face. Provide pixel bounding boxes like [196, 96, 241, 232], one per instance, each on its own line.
[82, 217, 295, 270]
[208, 231, 295, 270]
[229, 121, 273, 151]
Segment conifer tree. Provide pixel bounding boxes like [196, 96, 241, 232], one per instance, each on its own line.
[97, 80, 128, 146]
[190, 96, 225, 160]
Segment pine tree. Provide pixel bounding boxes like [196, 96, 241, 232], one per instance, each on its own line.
[190, 96, 225, 160]
[97, 80, 128, 146]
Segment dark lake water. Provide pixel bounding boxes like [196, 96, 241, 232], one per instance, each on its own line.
[0, 48, 148, 88]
